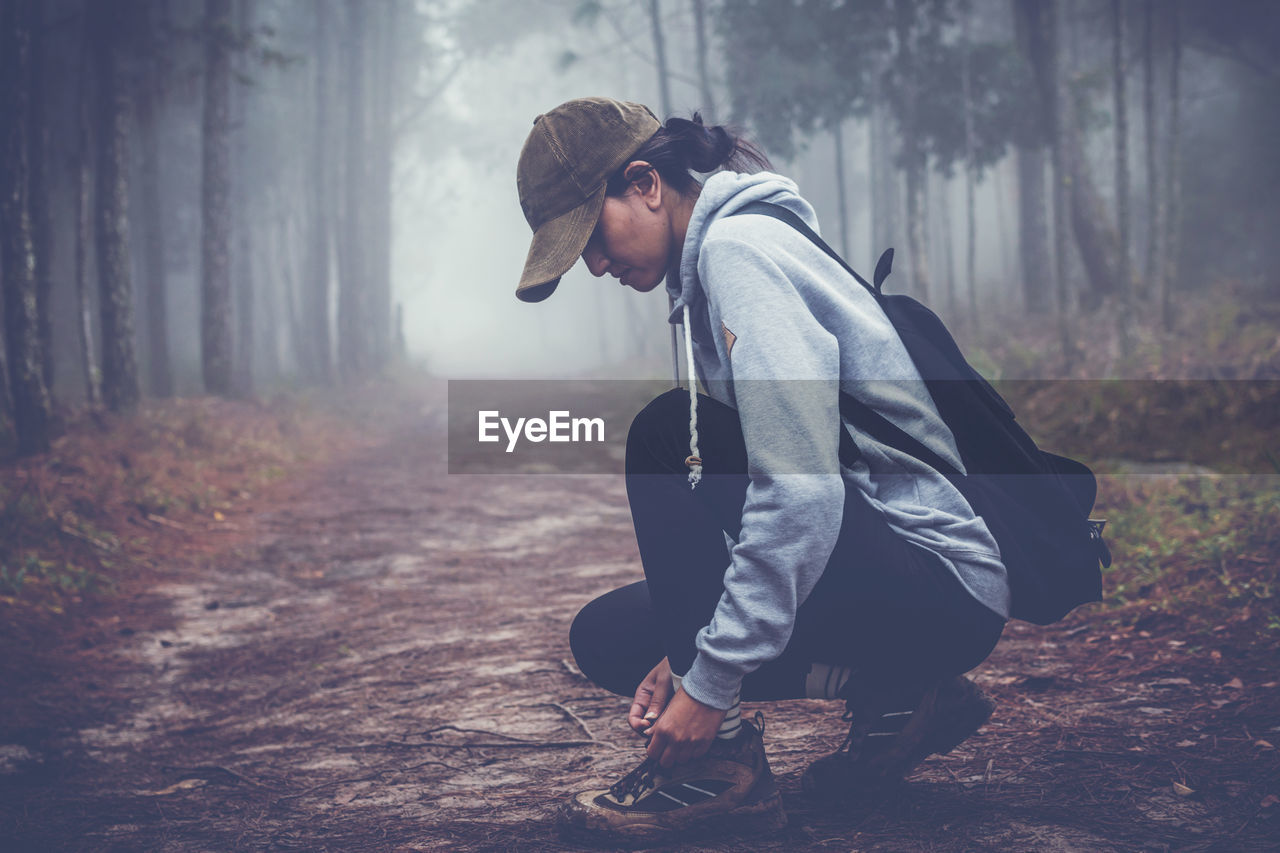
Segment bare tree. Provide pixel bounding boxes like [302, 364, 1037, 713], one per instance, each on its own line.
[1, 0, 53, 453]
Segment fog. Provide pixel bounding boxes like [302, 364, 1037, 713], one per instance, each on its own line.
[3, 0, 1278, 423]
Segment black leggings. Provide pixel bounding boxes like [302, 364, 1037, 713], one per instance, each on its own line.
[569, 389, 1005, 703]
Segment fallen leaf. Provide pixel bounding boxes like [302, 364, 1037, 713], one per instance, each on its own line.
[1172, 782, 1195, 797]
[1261, 794, 1279, 808]
[1175, 740, 1197, 748]
[1255, 740, 1275, 749]
[213, 510, 225, 521]
[1224, 677, 1245, 690]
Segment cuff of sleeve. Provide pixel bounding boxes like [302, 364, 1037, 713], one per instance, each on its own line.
[678, 653, 745, 711]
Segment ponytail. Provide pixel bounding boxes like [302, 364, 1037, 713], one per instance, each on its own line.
[605, 111, 771, 197]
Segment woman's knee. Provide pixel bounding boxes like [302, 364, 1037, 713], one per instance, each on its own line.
[568, 582, 661, 697]
[625, 390, 690, 475]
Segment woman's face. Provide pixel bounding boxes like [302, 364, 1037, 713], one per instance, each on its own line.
[581, 164, 671, 293]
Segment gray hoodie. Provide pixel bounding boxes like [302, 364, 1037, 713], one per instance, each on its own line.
[669, 171, 1010, 711]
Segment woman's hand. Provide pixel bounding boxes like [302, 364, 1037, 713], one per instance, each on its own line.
[643, 689, 727, 769]
[628, 657, 674, 736]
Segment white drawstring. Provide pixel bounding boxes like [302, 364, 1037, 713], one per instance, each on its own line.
[683, 304, 702, 489]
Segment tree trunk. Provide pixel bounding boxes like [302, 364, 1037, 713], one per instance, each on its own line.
[691, 0, 715, 121]
[306, 0, 333, 383]
[1, 0, 53, 454]
[1017, 0, 1118, 310]
[201, 0, 233, 395]
[869, 95, 900, 257]
[940, 173, 956, 319]
[1049, 0, 1075, 367]
[233, 210, 252, 393]
[1142, 0, 1159, 299]
[833, 121, 849, 257]
[138, 0, 172, 398]
[27, 0, 53, 395]
[229, 0, 253, 396]
[0, 324, 11, 422]
[895, 0, 930, 302]
[367, 0, 394, 370]
[648, 0, 672, 118]
[1112, 0, 1133, 357]
[92, 0, 141, 413]
[1015, 147, 1050, 312]
[961, 11, 979, 330]
[1012, 0, 1053, 314]
[338, 0, 369, 377]
[76, 19, 100, 407]
[1161, 2, 1181, 331]
[994, 157, 1014, 299]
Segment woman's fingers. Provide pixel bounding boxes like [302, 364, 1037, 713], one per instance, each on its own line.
[628, 688, 654, 733]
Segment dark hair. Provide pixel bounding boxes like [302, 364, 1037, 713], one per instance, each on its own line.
[605, 112, 772, 197]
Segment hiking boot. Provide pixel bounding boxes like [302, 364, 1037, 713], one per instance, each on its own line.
[556, 711, 787, 844]
[801, 674, 995, 796]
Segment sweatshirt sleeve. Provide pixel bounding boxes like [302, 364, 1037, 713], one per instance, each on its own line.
[678, 234, 848, 711]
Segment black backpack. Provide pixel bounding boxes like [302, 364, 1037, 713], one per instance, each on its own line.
[734, 201, 1110, 625]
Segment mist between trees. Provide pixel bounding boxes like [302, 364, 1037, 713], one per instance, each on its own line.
[1, 0, 1277, 456]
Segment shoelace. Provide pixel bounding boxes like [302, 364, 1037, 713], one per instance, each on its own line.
[607, 756, 662, 802]
[836, 705, 872, 761]
[607, 711, 769, 800]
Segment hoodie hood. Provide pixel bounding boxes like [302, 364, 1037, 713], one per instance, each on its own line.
[666, 171, 819, 324]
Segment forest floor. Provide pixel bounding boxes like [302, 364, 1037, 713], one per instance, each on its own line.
[2, 341, 1279, 850]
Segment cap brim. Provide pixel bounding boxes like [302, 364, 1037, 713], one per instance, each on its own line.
[516, 184, 606, 303]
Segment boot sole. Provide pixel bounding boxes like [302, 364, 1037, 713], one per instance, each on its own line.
[878, 686, 996, 781]
[801, 683, 996, 795]
[556, 775, 787, 845]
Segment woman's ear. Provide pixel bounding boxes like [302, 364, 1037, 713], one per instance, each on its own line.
[623, 160, 662, 210]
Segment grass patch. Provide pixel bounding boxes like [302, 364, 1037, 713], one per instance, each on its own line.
[1093, 472, 1280, 636]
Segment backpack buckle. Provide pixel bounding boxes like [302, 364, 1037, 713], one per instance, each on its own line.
[1088, 519, 1111, 568]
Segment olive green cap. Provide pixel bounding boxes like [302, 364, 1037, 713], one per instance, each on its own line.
[516, 97, 661, 302]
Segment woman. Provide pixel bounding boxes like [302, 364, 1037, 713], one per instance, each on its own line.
[514, 97, 1007, 842]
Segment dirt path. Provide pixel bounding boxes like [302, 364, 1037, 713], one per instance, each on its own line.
[2, 383, 1277, 851]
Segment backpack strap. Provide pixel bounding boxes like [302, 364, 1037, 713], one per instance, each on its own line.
[736, 201, 880, 297]
[839, 392, 965, 480]
[732, 202, 953, 476]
